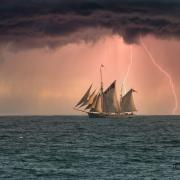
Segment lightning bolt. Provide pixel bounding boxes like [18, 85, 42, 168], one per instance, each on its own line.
[123, 45, 133, 93]
[140, 37, 178, 115]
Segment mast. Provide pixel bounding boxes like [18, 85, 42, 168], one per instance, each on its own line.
[100, 64, 104, 94]
[120, 83, 123, 104]
[119, 83, 123, 113]
[100, 64, 104, 112]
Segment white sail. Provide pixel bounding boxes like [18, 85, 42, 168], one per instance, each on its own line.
[94, 93, 103, 112]
[75, 84, 92, 107]
[121, 89, 137, 112]
[103, 81, 120, 113]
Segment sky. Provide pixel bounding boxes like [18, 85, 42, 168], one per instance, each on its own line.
[0, 0, 180, 115]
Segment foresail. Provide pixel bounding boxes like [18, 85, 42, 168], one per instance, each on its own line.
[121, 89, 137, 112]
[84, 90, 96, 110]
[89, 94, 98, 109]
[88, 90, 96, 105]
[75, 84, 92, 107]
[103, 81, 120, 113]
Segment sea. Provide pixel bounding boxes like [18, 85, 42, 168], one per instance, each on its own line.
[0, 116, 180, 180]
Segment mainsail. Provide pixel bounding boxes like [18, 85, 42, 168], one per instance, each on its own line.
[103, 81, 120, 113]
[75, 84, 92, 107]
[120, 89, 137, 113]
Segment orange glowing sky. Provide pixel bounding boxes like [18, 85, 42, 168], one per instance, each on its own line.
[0, 35, 180, 115]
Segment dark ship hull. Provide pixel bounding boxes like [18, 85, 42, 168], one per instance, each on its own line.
[88, 112, 134, 118]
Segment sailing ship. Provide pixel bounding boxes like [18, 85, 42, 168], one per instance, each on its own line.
[74, 65, 137, 118]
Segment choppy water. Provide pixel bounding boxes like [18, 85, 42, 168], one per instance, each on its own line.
[0, 116, 180, 179]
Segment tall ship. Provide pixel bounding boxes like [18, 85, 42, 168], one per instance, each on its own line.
[74, 65, 137, 118]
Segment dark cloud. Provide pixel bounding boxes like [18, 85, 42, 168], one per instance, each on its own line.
[0, 0, 180, 49]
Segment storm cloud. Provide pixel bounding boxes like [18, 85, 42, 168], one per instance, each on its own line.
[1, 0, 180, 49]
